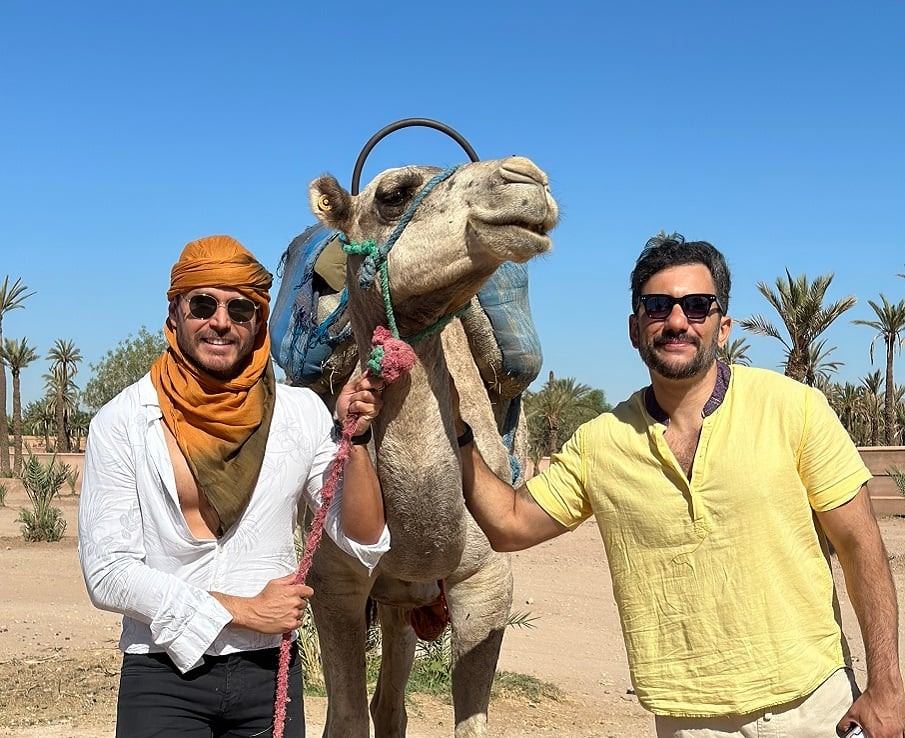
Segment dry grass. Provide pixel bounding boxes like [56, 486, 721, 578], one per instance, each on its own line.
[0, 649, 119, 729]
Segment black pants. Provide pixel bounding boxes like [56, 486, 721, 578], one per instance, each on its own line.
[115, 645, 304, 737]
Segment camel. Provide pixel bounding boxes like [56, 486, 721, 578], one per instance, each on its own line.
[298, 155, 558, 737]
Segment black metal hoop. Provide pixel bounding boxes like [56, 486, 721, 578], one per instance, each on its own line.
[350, 118, 480, 195]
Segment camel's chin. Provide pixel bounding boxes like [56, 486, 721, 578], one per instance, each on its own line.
[468, 222, 553, 262]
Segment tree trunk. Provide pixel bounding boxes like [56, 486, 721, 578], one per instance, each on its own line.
[11, 372, 22, 474]
[784, 350, 807, 384]
[886, 336, 897, 445]
[54, 387, 71, 453]
[0, 362, 9, 475]
[544, 417, 558, 459]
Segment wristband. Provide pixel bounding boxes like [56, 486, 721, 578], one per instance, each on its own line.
[457, 422, 474, 447]
[334, 420, 372, 445]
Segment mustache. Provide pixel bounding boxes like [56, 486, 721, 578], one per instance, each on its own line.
[653, 332, 700, 348]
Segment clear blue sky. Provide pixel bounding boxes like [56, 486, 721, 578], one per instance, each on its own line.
[2, 1, 904, 413]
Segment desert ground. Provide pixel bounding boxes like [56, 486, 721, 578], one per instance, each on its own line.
[2, 480, 904, 737]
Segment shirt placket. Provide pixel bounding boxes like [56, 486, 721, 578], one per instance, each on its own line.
[652, 423, 712, 538]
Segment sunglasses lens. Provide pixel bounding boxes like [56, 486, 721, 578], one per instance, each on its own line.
[188, 294, 218, 319]
[682, 295, 713, 319]
[644, 296, 673, 319]
[185, 294, 257, 322]
[227, 299, 257, 323]
[641, 294, 716, 320]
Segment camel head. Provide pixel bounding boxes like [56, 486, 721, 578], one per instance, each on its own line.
[308, 156, 558, 336]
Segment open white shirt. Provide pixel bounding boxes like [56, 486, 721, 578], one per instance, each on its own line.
[78, 374, 389, 673]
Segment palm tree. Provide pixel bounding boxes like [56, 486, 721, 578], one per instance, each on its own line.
[803, 339, 843, 387]
[893, 384, 905, 447]
[718, 337, 752, 366]
[68, 409, 91, 453]
[45, 339, 82, 452]
[23, 397, 55, 450]
[739, 270, 856, 385]
[0, 338, 39, 473]
[0, 276, 36, 475]
[524, 371, 609, 461]
[860, 370, 884, 447]
[826, 382, 865, 445]
[852, 294, 905, 445]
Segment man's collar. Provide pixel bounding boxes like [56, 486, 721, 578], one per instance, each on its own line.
[644, 360, 731, 425]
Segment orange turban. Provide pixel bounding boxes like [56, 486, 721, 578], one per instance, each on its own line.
[150, 235, 276, 533]
[167, 234, 274, 323]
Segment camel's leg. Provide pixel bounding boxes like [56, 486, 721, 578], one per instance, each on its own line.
[307, 541, 373, 738]
[446, 551, 514, 738]
[370, 603, 417, 738]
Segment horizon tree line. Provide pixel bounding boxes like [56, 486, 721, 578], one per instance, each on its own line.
[2, 265, 905, 468]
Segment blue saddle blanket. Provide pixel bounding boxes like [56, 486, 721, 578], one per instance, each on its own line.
[270, 224, 542, 392]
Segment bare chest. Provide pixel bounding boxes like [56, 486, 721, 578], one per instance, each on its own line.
[663, 424, 702, 479]
[162, 424, 221, 539]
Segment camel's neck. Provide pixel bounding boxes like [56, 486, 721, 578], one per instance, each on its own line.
[351, 305, 469, 580]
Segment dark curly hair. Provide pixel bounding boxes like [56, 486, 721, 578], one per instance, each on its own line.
[630, 232, 731, 314]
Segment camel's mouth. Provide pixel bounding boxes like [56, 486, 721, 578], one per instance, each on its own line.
[522, 221, 549, 236]
[509, 223, 553, 253]
[467, 220, 553, 260]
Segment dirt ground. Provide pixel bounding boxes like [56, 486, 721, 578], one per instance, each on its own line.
[1, 482, 904, 737]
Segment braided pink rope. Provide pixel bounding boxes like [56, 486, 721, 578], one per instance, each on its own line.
[272, 327, 416, 738]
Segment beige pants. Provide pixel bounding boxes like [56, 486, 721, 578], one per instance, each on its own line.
[654, 668, 859, 738]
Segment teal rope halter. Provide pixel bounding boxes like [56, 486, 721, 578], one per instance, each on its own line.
[339, 163, 468, 358]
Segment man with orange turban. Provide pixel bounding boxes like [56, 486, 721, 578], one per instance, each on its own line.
[79, 235, 388, 737]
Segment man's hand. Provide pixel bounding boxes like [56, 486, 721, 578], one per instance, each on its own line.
[212, 574, 313, 634]
[837, 685, 905, 738]
[821, 488, 905, 738]
[336, 375, 385, 437]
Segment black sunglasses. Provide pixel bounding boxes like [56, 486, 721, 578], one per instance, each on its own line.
[637, 294, 722, 321]
[181, 293, 259, 323]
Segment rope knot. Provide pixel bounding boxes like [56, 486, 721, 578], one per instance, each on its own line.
[368, 325, 416, 382]
[341, 237, 383, 290]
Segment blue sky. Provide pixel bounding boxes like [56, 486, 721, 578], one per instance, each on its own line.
[2, 1, 904, 413]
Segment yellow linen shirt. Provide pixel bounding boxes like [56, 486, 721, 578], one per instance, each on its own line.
[526, 365, 870, 716]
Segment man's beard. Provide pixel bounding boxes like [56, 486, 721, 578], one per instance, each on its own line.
[638, 330, 719, 380]
[176, 330, 252, 381]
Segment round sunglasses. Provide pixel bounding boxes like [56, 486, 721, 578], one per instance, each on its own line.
[637, 293, 722, 321]
[181, 293, 259, 323]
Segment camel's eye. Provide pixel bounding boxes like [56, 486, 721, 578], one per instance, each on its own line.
[380, 188, 410, 207]
[374, 170, 423, 216]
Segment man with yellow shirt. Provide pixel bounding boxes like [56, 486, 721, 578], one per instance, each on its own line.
[456, 233, 905, 737]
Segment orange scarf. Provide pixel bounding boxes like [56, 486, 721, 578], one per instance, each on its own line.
[150, 235, 275, 532]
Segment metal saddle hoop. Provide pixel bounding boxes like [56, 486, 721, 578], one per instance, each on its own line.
[350, 117, 480, 195]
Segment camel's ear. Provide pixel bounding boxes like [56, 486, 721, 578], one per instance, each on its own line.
[309, 175, 352, 231]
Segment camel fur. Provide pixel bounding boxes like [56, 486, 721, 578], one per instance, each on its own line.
[304, 156, 558, 737]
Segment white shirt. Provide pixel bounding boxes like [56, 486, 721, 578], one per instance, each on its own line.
[78, 374, 389, 673]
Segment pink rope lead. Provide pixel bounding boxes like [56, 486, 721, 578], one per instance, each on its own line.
[272, 326, 416, 738]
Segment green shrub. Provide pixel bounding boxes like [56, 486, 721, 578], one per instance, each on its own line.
[889, 466, 905, 496]
[305, 607, 547, 702]
[297, 609, 325, 695]
[17, 454, 70, 542]
[64, 466, 80, 495]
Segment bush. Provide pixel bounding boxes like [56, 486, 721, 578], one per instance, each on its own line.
[17, 454, 70, 542]
[297, 609, 324, 694]
[64, 466, 80, 495]
[0, 481, 6, 506]
[889, 466, 905, 496]
[302, 606, 544, 701]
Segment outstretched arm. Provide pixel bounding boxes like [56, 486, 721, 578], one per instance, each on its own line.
[453, 410, 567, 552]
[818, 486, 905, 738]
